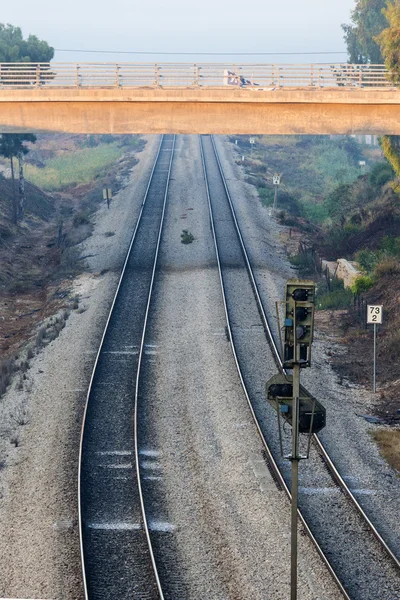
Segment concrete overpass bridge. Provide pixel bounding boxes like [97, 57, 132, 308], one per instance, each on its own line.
[1, 62, 400, 135]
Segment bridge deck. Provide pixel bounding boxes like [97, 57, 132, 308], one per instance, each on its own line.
[1, 63, 399, 134]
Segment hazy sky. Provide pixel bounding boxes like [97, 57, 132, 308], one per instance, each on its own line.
[2, 0, 356, 63]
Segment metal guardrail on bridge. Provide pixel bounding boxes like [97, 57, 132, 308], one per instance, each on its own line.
[0, 62, 394, 89]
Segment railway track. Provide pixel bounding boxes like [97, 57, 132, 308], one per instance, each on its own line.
[200, 133, 400, 600]
[78, 134, 175, 600]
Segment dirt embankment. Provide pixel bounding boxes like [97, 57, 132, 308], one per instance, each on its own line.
[0, 135, 143, 383]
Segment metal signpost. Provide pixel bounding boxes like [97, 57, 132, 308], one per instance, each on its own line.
[103, 187, 113, 209]
[249, 136, 255, 157]
[266, 280, 326, 600]
[367, 305, 383, 393]
[272, 173, 282, 211]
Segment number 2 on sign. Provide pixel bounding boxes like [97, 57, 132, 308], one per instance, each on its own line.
[367, 305, 383, 324]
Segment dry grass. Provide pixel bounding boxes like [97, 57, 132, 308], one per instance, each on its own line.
[373, 429, 400, 473]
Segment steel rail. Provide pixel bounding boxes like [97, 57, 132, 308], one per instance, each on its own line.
[199, 134, 351, 600]
[77, 134, 173, 599]
[208, 135, 400, 574]
[133, 134, 176, 600]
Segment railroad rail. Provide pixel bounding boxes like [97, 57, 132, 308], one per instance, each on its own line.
[200, 134, 400, 599]
[78, 134, 175, 599]
[0, 62, 395, 89]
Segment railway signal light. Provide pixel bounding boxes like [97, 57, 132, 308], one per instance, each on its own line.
[283, 280, 315, 368]
[266, 374, 326, 435]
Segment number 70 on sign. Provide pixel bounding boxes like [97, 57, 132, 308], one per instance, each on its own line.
[367, 305, 383, 324]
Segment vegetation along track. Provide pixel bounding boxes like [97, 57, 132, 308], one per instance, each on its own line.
[199, 133, 400, 600]
[78, 134, 175, 600]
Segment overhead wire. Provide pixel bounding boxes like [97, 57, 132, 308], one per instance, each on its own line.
[54, 48, 348, 56]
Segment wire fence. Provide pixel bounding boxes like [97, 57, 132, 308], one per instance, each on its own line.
[0, 62, 395, 89]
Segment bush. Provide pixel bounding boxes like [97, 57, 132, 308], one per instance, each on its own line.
[350, 275, 374, 294]
[380, 235, 400, 257]
[368, 162, 395, 187]
[356, 249, 381, 273]
[316, 277, 353, 310]
[72, 212, 91, 227]
[289, 251, 315, 276]
[181, 229, 195, 244]
[374, 257, 400, 277]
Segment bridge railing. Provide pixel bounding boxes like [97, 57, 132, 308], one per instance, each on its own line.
[0, 62, 394, 89]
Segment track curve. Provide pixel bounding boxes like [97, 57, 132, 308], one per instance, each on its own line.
[78, 134, 175, 600]
[200, 133, 400, 600]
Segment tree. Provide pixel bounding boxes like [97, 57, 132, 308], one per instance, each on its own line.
[0, 24, 51, 221]
[342, 0, 388, 64]
[375, 2, 400, 174]
[375, 1, 400, 82]
[0, 134, 36, 222]
[0, 23, 53, 62]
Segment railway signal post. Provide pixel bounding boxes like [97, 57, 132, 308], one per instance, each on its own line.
[266, 280, 326, 600]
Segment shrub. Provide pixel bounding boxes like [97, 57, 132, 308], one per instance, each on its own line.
[289, 251, 315, 276]
[316, 278, 353, 310]
[59, 247, 81, 274]
[35, 326, 47, 348]
[368, 162, 395, 187]
[350, 275, 374, 294]
[388, 329, 400, 354]
[181, 230, 195, 244]
[374, 257, 400, 277]
[11, 405, 29, 426]
[356, 249, 381, 273]
[380, 235, 400, 257]
[72, 212, 91, 227]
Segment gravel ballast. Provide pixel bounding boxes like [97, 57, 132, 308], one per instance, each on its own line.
[0, 133, 398, 599]
[0, 135, 160, 599]
[214, 134, 400, 553]
[213, 134, 400, 596]
[137, 135, 339, 599]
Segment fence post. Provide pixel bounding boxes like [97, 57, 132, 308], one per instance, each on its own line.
[36, 64, 41, 87]
[326, 266, 330, 291]
[76, 64, 80, 87]
[154, 64, 160, 87]
[193, 64, 200, 87]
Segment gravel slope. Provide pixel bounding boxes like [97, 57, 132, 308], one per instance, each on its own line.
[0, 135, 160, 599]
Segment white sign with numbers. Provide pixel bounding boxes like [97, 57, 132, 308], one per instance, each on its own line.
[367, 305, 383, 324]
[273, 174, 281, 185]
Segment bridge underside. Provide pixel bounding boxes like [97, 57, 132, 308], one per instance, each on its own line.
[1, 89, 400, 134]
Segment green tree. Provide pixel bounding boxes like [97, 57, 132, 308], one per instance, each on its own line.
[0, 24, 51, 221]
[374, 3, 400, 174]
[0, 134, 36, 222]
[0, 23, 53, 62]
[375, 1, 400, 81]
[342, 0, 388, 63]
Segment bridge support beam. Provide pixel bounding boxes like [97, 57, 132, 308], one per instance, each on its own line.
[1, 89, 400, 134]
